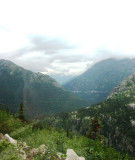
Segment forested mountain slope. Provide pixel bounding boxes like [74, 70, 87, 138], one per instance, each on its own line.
[45, 73, 135, 156]
[0, 59, 86, 118]
[64, 58, 135, 105]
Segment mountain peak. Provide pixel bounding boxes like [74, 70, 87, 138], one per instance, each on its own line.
[0, 59, 15, 65]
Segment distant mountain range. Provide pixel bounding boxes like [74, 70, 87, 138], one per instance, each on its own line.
[64, 58, 135, 105]
[0, 59, 86, 118]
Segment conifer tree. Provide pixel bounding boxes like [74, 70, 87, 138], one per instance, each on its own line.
[18, 103, 25, 121]
[86, 114, 102, 140]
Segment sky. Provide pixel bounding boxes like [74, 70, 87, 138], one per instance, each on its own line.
[0, 0, 135, 78]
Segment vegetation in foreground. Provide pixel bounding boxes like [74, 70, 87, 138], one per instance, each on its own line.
[0, 107, 132, 160]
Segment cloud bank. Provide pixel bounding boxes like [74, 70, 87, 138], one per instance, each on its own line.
[0, 35, 90, 75]
[1, 1, 135, 77]
[1, 35, 135, 77]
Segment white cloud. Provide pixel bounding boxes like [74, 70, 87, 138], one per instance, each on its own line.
[0, 0, 135, 75]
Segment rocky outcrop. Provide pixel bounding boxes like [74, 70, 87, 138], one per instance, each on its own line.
[108, 73, 135, 98]
[4, 134, 17, 145]
[0, 133, 46, 160]
[66, 149, 85, 160]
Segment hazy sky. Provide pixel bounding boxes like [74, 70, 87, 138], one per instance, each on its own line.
[0, 0, 135, 76]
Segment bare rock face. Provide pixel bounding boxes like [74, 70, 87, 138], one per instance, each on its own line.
[66, 149, 85, 160]
[4, 134, 17, 145]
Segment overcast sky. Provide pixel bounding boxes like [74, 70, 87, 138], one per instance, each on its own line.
[0, 0, 135, 76]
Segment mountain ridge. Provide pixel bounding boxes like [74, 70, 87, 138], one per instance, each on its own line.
[64, 58, 135, 105]
[0, 59, 86, 118]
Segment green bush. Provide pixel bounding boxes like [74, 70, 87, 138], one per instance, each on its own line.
[0, 140, 21, 160]
[0, 110, 23, 134]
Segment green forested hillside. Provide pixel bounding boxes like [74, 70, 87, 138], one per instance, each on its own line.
[45, 73, 135, 156]
[64, 58, 135, 105]
[0, 59, 86, 118]
[0, 108, 131, 160]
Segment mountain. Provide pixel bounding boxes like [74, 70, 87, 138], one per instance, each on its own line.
[64, 58, 135, 105]
[0, 59, 86, 118]
[47, 73, 135, 155]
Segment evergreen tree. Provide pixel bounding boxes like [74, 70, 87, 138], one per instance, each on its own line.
[18, 103, 25, 121]
[86, 114, 102, 140]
